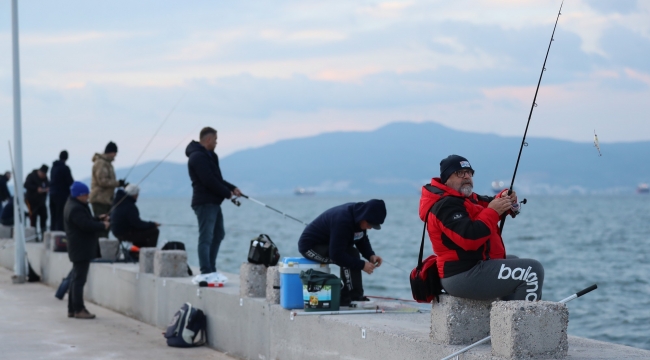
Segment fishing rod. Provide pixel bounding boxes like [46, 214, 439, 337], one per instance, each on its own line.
[123, 94, 185, 181]
[440, 283, 597, 360]
[500, 1, 563, 235]
[238, 193, 310, 226]
[108, 126, 198, 214]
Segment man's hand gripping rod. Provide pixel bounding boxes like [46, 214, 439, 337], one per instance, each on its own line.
[440, 284, 597, 360]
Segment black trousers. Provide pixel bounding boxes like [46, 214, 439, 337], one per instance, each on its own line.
[28, 202, 47, 235]
[116, 227, 159, 248]
[301, 244, 364, 302]
[49, 197, 66, 231]
[68, 261, 90, 313]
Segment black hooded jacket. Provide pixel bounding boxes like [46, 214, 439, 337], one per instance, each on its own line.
[185, 141, 236, 207]
[49, 160, 74, 199]
[0, 174, 10, 202]
[298, 199, 387, 270]
[64, 196, 105, 262]
[110, 190, 156, 236]
[24, 170, 49, 208]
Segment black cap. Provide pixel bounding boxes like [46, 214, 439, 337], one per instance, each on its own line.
[105, 141, 118, 154]
[440, 155, 473, 184]
[39, 164, 49, 173]
[59, 150, 68, 161]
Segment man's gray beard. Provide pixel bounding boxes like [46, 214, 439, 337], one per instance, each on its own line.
[460, 184, 473, 197]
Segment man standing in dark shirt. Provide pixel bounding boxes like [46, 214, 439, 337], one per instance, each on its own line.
[24, 165, 50, 235]
[50, 151, 74, 231]
[186, 127, 241, 284]
[298, 199, 386, 306]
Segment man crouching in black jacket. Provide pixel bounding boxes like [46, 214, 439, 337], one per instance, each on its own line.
[298, 199, 386, 306]
[64, 181, 109, 319]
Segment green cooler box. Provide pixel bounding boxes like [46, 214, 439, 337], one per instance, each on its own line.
[300, 269, 341, 312]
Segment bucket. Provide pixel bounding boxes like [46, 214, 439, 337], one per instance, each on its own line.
[279, 257, 330, 309]
[300, 269, 341, 312]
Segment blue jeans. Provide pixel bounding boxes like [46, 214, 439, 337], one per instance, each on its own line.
[192, 203, 225, 274]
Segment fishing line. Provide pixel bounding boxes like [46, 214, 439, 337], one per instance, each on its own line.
[500, 1, 563, 235]
[108, 126, 199, 214]
[123, 93, 186, 181]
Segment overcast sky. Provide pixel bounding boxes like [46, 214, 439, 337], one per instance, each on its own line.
[1, 0, 649, 179]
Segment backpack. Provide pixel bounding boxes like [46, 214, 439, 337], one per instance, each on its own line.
[410, 205, 444, 303]
[164, 303, 207, 347]
[161, 241, 193, 276]
[247, 234, 280, 267]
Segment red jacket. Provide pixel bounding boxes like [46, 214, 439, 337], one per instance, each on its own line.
[418, 178, 505, 278]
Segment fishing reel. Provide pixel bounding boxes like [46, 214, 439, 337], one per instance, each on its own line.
[231, 197, 241, 207]
[511, 198, 527, 216]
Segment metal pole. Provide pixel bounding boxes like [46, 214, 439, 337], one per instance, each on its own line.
[11, 0, 27, 283]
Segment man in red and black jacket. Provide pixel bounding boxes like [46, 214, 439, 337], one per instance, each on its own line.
[419, 155, 544, 301]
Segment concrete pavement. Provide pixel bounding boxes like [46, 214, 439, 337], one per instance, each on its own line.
[0, 266, 234, 360]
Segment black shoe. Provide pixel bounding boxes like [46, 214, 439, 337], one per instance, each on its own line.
[340, 298, 352, 307]
[352, 296, 370, 302]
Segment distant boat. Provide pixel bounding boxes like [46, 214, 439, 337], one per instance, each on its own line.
[294, 187, 315, 196]
[491, 181, 506, 195]
[637, 183, 649, 194]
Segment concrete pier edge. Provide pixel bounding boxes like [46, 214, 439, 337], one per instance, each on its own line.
[1, 238, 648, 360]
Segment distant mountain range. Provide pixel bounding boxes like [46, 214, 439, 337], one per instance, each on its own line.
[95, 122, 650, 197]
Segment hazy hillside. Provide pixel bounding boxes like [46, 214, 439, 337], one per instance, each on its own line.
[99, 122, 650, 197]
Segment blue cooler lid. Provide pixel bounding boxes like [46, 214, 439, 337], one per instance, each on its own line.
[279, 257, 330, 274]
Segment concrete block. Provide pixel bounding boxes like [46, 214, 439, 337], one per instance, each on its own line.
[24, 227, 36, 241]
[153, 250, 188, 278]
[430, 294, 494, 345]
[0, 225, 12, 239]
[44, 231, 65, 251]
[240, 262, 267, 298]
[139, 248, 156, 273]
[266, 266, 280, 304]
[491, 300, 569, 359]
[99, 238, 119, 261]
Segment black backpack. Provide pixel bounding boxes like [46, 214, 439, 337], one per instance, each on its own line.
[162, 241, 193, 276]
[409, 204, 444, 303]
[247, 234, 280, 267]
[164, 303, 207, 347]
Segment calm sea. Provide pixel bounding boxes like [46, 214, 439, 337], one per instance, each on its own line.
[137, 195, 650, 350]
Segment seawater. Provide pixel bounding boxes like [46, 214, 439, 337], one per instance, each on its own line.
[138, 195, 650, 350]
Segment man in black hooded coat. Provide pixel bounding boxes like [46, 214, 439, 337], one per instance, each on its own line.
[50, 151, 74, 231]
[298, 199, 387, 305]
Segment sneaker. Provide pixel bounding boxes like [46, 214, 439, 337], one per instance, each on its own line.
[207, 272, 228, 284]
[74, 309, 96, 319]
[191, 273, 212, 285]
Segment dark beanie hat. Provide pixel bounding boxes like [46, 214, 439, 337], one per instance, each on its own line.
[440, 155, 473, 184]
[105, 141, 118, 154]
[39, 164, 49, 173]
[59, 150, 68, 161]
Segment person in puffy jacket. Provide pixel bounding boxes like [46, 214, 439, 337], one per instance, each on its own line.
[298, 199, 386, 306]
[110, 185, 159, 248]
[186, 127, 241, 284]
[90, 141, 126, 237]
[420, 154, 543, 301]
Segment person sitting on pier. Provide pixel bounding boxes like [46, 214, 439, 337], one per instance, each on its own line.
[64, 181, 110, 319]
[419, 155, 544, 301]
[298, 199, 386, 306]
[110, 184, 160, 248]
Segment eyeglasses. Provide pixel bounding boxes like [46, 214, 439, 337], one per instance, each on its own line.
[454, 169, 474, 178]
